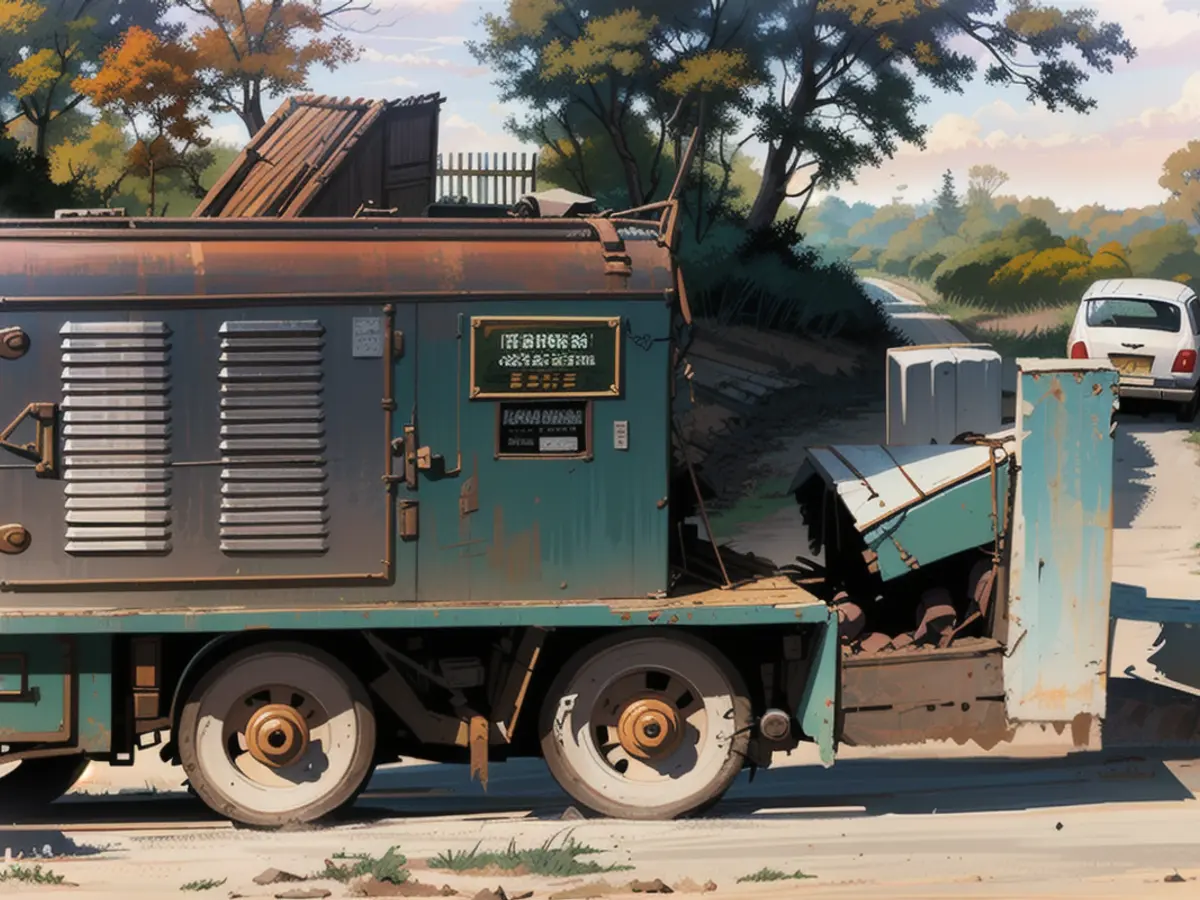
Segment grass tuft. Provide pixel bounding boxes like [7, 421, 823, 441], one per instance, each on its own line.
[180, 877, 227, 891]
[736, 867, 815, 883]
[0, 864, 67, 885]
[317, 846, 409, 884]
[429, 832, 632, 878]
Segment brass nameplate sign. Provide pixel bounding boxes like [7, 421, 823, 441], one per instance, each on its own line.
[469, 316, 621, 399]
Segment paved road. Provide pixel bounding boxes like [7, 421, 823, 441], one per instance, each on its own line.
[861, 276, 971, 346]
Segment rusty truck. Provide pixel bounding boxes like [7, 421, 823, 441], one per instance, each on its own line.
[0, 191, 1193, 828]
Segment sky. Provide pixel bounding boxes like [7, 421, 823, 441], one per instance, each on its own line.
[201, 0, 1200, 214]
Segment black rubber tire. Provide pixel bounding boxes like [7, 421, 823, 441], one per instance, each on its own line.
[177, 641, 376, 829]
[1178, 393, 1200, 423]
[0, 755, 90, 820]
[539, 630, 752, 821]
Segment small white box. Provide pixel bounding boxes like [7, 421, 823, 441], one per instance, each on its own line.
[887, 345, 1003, 445]
[613, 420, 629, 450]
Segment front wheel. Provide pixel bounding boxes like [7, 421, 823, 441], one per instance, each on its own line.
[177, 642, 376, 829]
[539, 632, 752, 820]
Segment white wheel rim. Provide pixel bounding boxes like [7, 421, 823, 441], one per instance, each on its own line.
[551, 639, 739, 810]
[0, 761, 20, 780]
[192, 653, 363, 816]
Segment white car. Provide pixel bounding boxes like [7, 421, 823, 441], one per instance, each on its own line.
[1067, 278, 1200, 422]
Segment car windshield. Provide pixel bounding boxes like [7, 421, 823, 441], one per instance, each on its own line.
[1085, 297, 1182, 333]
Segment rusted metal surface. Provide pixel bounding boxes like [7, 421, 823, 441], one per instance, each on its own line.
[193, 93, 443, 219]
[0, 524, 29, 554]
[0, 326, 28, 359]
[841, 639, 1011, 748]
[0, 220, 674, 304]
[1004, 360, 1118, 726]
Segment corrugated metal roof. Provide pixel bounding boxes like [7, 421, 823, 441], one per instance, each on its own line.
[193, 92, 442, 219]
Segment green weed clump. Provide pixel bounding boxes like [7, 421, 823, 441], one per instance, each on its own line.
[736, 867, 816, 883]
[0, 864, 67, 885]
[429, 832, 632, 878]
[180, 877, 227, 891]
[317, 846, 409, 884]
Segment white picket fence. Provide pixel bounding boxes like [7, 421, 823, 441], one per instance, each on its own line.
[436, 151, 538, 205]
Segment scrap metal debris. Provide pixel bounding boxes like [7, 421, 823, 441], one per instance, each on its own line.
[275, 890, 331, 900]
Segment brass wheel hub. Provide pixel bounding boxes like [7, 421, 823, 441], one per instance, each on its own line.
[616, 697, 682, 760]
[245, 704, 309, 768]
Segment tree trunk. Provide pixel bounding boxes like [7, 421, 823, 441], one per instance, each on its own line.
[240, 84, 267, 138]
[744, 141, 795, 234]
[34, 117, 49, 161]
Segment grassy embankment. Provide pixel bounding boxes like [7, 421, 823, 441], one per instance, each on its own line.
[862, 270, 1075, 358]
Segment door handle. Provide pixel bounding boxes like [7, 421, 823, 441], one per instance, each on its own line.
[0, 402, 57, 478]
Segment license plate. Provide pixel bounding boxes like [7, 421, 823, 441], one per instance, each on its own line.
[1109, 355, 1153, 376]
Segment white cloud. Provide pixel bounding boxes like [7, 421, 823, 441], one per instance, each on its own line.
[1079, 0, 1200, 50]
[439, 113, 527, 153]
[360, 46, 487, 77]
[1133, 70, 1200, 127]
[200, 122, 248, 147]
[812, 68, 1200, 210]
[362, 35, 466, 45]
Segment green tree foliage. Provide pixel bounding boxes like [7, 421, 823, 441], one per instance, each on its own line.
[1126, 224, 1200, 281]
[0, 0, 178, 158]
[472, 0, 1135, 239]
[967, 164, 1009, 207]
[933, 170, 964, 236]
[0, 129, 97, 214]
[932, 216, 1062, 304]
[878, 215, 941, 274]
[1159, 140, 1200, 228]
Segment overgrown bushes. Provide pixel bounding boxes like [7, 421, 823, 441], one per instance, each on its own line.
[679, 218, 888, 340]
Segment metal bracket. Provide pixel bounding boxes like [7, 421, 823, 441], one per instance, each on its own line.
[0, 402, 57, 478]
[0, 327, 29, 360]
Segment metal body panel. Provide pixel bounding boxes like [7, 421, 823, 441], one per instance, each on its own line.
[0, 635, 71, 741]
[414, 299, 670, 602]
[0, 301, 411, 606]
[1003, 359, 1118, 724]
[793, 441, 1012, 581]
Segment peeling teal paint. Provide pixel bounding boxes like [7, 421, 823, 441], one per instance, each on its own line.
[0, 636, 71, 741]
[0, 600, 831, 634]
[76, 636, 112, 753]
[798, 619, 838, 766]
[414, 299, 671, 603]
[863, 465, 1010, 580]
[1004, 360, 1117, 724]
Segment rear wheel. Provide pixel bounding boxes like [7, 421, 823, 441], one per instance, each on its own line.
[1177, 391, 1200, 423]
[539, 632, 752, 820]
[177, 642, 376, 828]
[0, 755, 90, 819]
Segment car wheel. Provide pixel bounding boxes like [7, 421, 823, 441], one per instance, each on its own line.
[1177, 392, 1200, 423]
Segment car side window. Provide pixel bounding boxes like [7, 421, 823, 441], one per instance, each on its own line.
[1189, 298, 1200, 335]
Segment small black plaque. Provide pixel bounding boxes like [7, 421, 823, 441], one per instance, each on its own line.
[496, 401, 590, 458]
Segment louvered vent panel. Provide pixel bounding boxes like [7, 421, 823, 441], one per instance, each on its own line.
[218, 320, 329, 553]
[60, 321, 172, 554]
